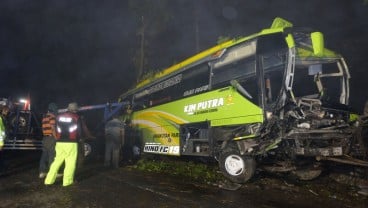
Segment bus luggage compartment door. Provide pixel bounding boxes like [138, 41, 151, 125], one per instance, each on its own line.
[180, 122, 210, 156]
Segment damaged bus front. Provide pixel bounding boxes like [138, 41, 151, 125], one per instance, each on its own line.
[230, 19, 362, 182]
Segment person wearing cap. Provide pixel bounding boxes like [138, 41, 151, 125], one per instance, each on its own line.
[38, 103, 58, 178]
[45, 102, 81, 187]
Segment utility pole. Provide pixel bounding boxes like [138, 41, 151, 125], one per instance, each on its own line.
[194, 3, 200, 52]
[138, 16, 145, 81]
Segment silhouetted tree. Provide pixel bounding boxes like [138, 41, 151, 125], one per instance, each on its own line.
[129, 0, 171, 82]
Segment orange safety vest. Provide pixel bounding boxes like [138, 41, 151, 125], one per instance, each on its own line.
[42, 113, 56, 136]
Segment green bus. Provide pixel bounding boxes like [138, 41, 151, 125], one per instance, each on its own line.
[119, 17, 358, 183]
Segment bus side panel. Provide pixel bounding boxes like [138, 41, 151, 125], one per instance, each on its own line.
[132, 111, 181, 156]
[172, 86, 264, 125]
[132, 86, 264, 156]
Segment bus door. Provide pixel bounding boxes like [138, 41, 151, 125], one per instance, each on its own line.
[256, 33, 288, 113]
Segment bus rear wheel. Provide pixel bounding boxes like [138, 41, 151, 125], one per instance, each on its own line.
[219, 148, 256, 184]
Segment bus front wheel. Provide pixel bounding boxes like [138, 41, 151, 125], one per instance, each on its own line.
[219, 148, 256, 184]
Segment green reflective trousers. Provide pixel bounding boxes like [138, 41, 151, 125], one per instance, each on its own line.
[44, 142, 78, 186]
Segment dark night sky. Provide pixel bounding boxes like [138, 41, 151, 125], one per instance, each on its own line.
[1, 0, 368, 114]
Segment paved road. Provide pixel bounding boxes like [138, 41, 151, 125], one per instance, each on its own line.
[0, 151, 367, 208]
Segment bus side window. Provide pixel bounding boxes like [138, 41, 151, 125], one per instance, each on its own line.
[133, 101, 146, 111]
[238, 76, 259, 105]
[212, 57, 256, 89]
[180, 64, 210, 98]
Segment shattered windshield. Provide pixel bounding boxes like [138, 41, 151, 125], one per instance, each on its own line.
[292, 61, 345, 105]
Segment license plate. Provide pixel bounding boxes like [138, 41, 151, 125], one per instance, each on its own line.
[332, 147, 343, 156]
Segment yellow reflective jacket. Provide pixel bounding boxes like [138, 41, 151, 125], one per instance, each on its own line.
[0, 116, 5, 149]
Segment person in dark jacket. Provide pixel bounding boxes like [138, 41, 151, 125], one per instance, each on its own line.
[104, 116, 124, 168]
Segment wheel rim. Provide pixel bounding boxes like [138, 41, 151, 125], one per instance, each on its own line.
[19, 117, 27, 127]
[224, 154, 245, 176]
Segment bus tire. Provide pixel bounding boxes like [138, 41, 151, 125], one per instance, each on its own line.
[219, 148, 255, 184]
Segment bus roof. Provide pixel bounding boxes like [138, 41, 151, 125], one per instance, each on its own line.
[120, 17, 341, 100]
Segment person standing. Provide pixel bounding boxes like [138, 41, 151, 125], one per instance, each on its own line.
[76, 114, 95, 169]
[0, 105, 9, 172]
[121, 105, 140, 163]
[0, 106, 7, 150]
[44, 102, 81, 187]
[39, 103, 58, 178]
[104, 116, 124, 168]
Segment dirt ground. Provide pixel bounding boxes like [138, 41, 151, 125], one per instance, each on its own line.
[0, 151, 367, 208]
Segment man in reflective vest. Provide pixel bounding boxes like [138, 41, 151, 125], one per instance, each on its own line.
[45, 102, 81, 187]
[39, 103, 58, 178]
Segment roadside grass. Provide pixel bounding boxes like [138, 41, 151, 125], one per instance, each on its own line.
[133, 156, 225, 184]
